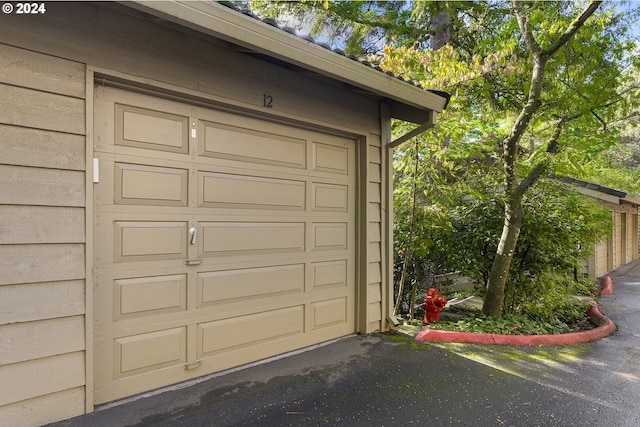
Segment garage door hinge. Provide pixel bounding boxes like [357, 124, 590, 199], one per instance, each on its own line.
[184, 361, 201, 370]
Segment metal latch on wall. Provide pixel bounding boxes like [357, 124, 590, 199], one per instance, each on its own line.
[93, 158, 99, 183]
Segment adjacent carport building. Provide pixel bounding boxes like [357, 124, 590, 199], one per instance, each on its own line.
[0, 1, 448, 425]
[564, 178, 640, 277]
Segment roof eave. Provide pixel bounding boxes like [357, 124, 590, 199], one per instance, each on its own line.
[622, 195, 640, 206]
[560, 177, 640, 206]
[127, 0, 448, 116]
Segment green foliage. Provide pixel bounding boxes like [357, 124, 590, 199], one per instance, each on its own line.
[391, 115, 500, 313]
[248, 1, 640, 319]
[574, 101, 640, 195]
[447, 180, 611, 314]
[435, 281, 595, 336]
[392, 144, 611, 320]
[382, 1, 633, 316]
[431, 302, 591, 335]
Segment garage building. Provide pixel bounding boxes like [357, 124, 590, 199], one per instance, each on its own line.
[0, 2, 448, 425]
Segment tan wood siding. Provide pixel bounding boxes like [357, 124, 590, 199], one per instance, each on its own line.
[614, 212, 623, 269]
[0, 43, 85, 97]
[0, 165, 84, 206]
[632, 213, 639, 261]
[368, 261, 383, 285]
[0, 42, 86, 426]
[619, 209, 637, 267]
[0, 124, 85, 170]
[587, 206, 639, 277]
[0, 280, 84, 325]
[368, 162, 382, 183]
[0, 244, 85, 286]
[0, 84, 84, 134]
[594, 241, 609, 278]
[0, 352, 85, 407]
[0, 316, 85, 365]
[368, 282, 382, 304]
[368, 299, 383, 323]
[0, 206, 84, 244]
[626, 213, 635, 264]
[366, 136, 384, 332]
[0, 387, 85, 427]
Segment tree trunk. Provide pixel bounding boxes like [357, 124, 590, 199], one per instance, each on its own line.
[408, 259, 419, 320]
[481, 1, 600, 318]
[430, 9, 450, 50]
[483, 195, 524, 317]
[394, 248, 410, 316]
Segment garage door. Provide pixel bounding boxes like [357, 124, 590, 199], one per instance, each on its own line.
[93, 86, 356, 404]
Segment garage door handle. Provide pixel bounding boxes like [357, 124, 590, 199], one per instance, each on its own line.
[189, 227, 197, 245]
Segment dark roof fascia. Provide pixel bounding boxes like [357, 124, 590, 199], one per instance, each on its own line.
[559, 177, 627, 198]
[558, 176, 640, 206]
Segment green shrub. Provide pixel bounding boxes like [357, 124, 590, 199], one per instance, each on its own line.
[448, 180, 611, 315]
[431, 303, 592, 335]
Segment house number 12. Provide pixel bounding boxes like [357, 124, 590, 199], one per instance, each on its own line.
[263, 94, 273, 108]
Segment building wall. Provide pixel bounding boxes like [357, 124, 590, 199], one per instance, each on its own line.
[629, 211, 636, 263]
[629, 209, 637, 262]
[594, 240, 609, 277]
[0, 2, 392, 424]
[366, 136, 385, 332]
[582, 241, 604, 278]
[0, 44, 88, 426]
[612, 204, 639, 269]
[613, 212, 623, 270]
[586, 202, 639, 278]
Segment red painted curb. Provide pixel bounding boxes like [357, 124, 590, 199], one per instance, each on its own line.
[415, 305, 616, 346]
[600, 276, 614, 295]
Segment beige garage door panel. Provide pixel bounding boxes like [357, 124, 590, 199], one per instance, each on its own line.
[115, 101, 190, 152]
[115, 274, 188, 320]
[94, 336, 190, 404]
[198, 264, 305, 306]
[114, 221, 188, 261]
[312, 141, 350, 174]
[94, 86, 356, 404]
[312, 183, 349, 212]
[200, 120, 307, 168]
[115, 326, 187, 378]
[200, 222, 306, 256]
[115, 163, 188, 206]
[198, 306, 305, 356]
[199, 172, 306, 210]
[312, 222, 348, 250]
[312, 297, 348, 329]
[311, 260, 348, 290]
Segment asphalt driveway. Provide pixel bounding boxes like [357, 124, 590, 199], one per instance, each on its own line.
[49, 262, 640, 426]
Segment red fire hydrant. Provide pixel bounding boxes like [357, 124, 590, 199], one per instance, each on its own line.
[422, 287, 447, 325]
